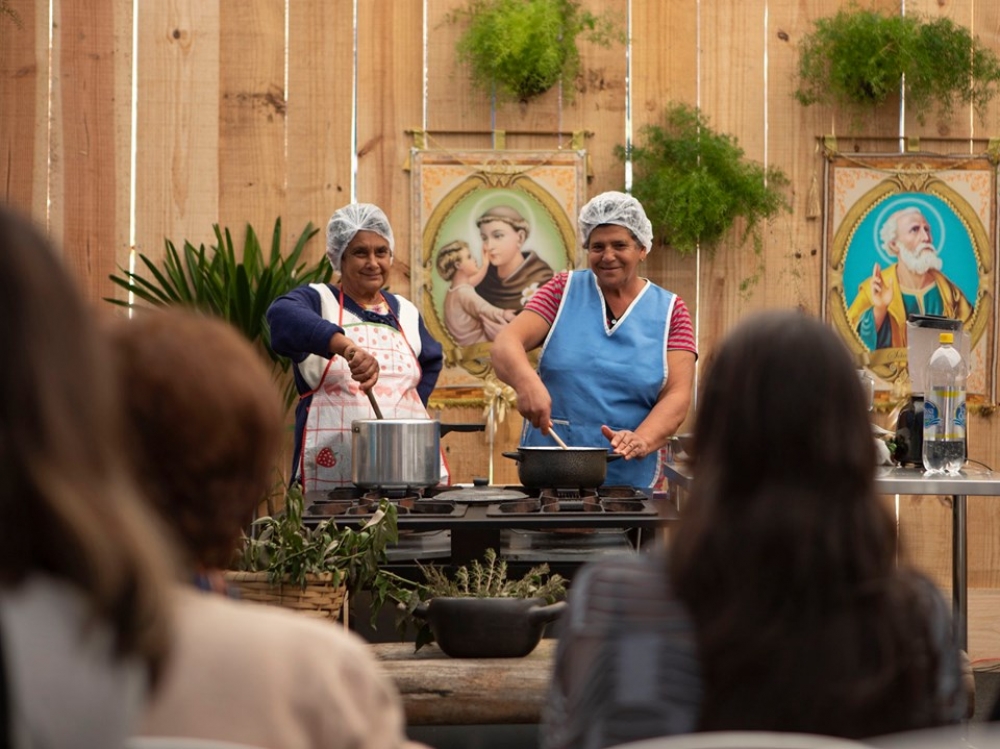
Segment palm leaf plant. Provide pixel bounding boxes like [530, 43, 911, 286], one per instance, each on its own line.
[106, 219, 332, 405]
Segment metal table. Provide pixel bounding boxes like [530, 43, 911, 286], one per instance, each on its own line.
[662, 461, 1000, 650]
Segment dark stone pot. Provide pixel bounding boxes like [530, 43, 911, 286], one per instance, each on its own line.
[412, 597, 566, 658]
[502, 447, 621, 488]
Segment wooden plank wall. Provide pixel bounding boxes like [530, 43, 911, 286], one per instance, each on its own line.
[3, 0, 1000, 651]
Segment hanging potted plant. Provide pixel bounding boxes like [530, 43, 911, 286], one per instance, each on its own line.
[794, 7, 1000, 124]
[619, 102, 791, 266]
[448, 0, 623, 103]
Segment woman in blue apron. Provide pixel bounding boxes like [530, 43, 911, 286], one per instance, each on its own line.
[267, 203, 448, 489]
[492, 192, 697, 488]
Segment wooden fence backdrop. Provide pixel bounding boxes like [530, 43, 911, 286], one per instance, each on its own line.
[4, 0, 1000, 656]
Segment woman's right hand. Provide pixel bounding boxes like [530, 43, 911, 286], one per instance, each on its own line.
[344, 344, 379, 391]
[515, 376, 553, 433]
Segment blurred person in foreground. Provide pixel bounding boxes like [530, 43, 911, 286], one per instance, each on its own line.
[109, 308, 422, 749]
[543, 310, 967, 749]
[0, 206, 174, 748]
[492, 191, 696, 488]
[267, 202, 448, 491]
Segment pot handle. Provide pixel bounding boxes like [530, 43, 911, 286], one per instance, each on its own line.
[410, 601, 429, 620]
[528, 600, 567, 626]
[606, 453, 623, 463]
[501, 451, 523, 462]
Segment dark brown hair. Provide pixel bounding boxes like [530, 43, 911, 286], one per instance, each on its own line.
[0, 206, 174, 684]
[670, 310, 953, 737]
[107, 309, 284, 570]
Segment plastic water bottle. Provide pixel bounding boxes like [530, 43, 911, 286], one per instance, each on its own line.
[922, 331, 967, 475]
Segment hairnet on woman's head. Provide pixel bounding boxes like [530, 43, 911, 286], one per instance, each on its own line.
[578, 191, 654, 252]
[326, 203, 395, 271]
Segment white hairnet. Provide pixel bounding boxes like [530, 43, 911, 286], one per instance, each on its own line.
[325, 203, 395, 272]
[578, 191, 654, 252]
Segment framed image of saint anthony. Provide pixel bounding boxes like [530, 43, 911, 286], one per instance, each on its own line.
[825, 155, 995, 400]
[411, 150, 585, 388]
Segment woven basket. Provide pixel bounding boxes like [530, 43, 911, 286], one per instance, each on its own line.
[224, 571, 346, 622]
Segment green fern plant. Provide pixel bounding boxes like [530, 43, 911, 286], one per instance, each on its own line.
[106, 219, 332, 405]
[619, 103, 791, 258]
[795, 7, 1000, 124]
[448, 0, 623, 102]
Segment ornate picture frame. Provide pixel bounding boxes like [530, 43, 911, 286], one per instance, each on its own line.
[823, 153, 997, 402]
[411, 149, 587, 389]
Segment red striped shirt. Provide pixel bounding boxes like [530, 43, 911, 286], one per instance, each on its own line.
[522, 271, 698, 355]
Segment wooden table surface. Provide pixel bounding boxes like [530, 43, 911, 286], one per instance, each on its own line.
[371, 639, 556, 725]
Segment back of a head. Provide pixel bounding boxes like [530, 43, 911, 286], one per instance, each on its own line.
[0, 205, 173, 681]
[108, 309, 284, 570]
[671, 310, 944, 737]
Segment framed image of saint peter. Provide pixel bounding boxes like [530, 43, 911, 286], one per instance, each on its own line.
[825, 154, 996, 402]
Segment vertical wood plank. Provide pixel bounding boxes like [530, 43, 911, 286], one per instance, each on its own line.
[563, 0, 628, 199]
[356, 0, 424, 296]
[766, 0, 826, 315]
[426, 0, 493, 150]
[0, 0, 46, 219]
[286, 0, 354, 267]
[631, 0, 699, 427]
[697, 0, 768, 361]
[53, 0, 131, 303]
[135, 1, 221, 265]
[218, 0, 286, 246]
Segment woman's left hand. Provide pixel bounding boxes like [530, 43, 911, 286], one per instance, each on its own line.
[601, 425, 650, 460]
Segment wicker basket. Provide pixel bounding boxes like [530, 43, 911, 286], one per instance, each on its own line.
[224, 571, 347, 622]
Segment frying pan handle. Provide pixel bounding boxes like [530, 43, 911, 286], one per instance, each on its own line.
[501, 451, 523, 462]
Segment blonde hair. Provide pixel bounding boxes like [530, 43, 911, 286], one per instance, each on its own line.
[436, 239, 471, 281]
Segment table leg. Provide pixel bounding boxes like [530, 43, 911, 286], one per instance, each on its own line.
[953, 494, 968, 651]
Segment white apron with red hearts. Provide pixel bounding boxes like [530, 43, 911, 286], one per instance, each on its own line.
[297, 284, 449, 490]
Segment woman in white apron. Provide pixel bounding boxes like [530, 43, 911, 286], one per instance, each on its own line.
[267, 203, 449, 490]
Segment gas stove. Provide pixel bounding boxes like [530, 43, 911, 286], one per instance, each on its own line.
[302, 483, 674, 567]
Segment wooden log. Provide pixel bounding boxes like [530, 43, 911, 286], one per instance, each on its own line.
[371, 640, 556, 725]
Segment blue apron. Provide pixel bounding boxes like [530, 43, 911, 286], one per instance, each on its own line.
[521, 270, 675, 488]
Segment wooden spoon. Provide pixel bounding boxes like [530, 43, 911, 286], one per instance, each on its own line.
[547, 424, 569, 450]
[366, 389, 384, 420]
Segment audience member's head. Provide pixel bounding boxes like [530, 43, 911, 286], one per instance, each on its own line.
[670, 309, 951, 737]
[0, 205, 173, 681]
[106, 308, 284, 571]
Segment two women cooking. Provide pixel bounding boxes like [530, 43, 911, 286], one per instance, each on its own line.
[270, 192, 694, 491]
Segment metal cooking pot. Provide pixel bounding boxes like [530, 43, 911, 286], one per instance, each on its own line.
[351, 418, 440, 489]
[502, 446, 622, 488]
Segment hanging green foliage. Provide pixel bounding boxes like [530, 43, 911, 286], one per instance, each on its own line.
[448, 0, 623, 102]
[618, 103, 791, 258]
[795, 7, 1000, 124]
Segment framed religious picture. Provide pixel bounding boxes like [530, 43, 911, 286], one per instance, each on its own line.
[823, 153, 997, 402]
[411, 149, 587, 388]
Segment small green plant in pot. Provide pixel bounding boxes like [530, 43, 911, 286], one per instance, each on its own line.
[448, 0, 623, 103]
[620, 102, 791, 276]
[231, 484, 417, 625]
[403, 548, 567, 657]
[794, 7, 1000, 125]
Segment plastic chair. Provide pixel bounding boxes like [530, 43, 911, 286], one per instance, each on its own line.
[610, 732, 876, 749]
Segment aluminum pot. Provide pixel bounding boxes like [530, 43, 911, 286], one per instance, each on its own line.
[351, 418, 440, 489]
[502, 446, 622, 488]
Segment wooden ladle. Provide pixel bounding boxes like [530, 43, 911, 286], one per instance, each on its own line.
[366, 389, 384, 420]
[547, 424, 569, 450]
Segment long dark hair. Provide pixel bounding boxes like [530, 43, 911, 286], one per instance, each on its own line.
[670, 310, 951, 737]
[0, 206, 174, 684]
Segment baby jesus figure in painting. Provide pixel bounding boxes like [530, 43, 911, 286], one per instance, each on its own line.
[436, 239, 517, 346]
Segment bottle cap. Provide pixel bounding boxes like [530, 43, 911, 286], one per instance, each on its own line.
[939, 332, 954, 344]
